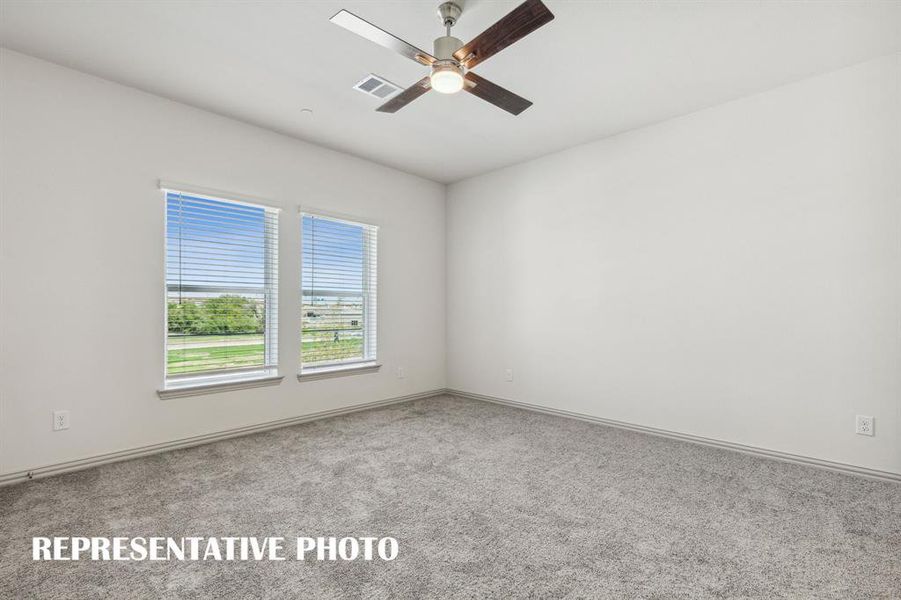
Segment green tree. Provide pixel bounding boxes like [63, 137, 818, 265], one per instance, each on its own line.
[168, 296, 263, 335]
[168, 301, 205, 334]
[200, 295, 263, 334]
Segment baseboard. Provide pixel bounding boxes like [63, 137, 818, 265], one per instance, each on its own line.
[6, 387, 898, 487]
[0, 388, 447, 487]
[447, 389, 901, 483]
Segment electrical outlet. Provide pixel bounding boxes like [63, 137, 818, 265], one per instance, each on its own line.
[53, 410, 70, 431]
[396, 367, 405, 379]
[855, 415, 874, 436]
[504, 368, 513, 382]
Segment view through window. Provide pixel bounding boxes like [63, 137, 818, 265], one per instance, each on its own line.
[301, 213, 377, 369]
[165, 190, 279, 384]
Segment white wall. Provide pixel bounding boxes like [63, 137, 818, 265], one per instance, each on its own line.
[447, 54, 901, 475]
[0, 50, 446, 477]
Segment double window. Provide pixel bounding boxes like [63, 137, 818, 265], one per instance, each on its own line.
[164, 189, 279, 388]
[162, 186, 378, 391]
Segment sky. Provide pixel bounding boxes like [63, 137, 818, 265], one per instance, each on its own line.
[166, 192, 270, 291]
[166, 191, 365, 295]
[302, 214, 365, 297]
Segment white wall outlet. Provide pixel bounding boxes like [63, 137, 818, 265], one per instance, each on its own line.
[504, 368, 514, 382]
[855, 415, 874, 436]
[53, 410, 70, 431]
[396, 367, 405, 379]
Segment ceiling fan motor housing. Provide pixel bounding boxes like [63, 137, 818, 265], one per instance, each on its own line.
[433, 35, 463, 61]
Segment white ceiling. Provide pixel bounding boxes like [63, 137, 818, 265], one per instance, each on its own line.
[1, 1, 899, 183]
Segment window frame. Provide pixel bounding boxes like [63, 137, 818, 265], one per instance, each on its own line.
[299, 208, 379, 376]
[160, 182, 281, 393]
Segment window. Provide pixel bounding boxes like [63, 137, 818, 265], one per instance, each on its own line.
[301, 212, 377, 372]
[164, 189, 279, 388]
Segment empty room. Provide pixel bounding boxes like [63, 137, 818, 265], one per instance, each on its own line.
[0, 0, 899, 597]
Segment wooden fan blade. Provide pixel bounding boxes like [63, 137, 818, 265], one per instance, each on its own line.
[453, 0, 554, 69]
[330, 10, 436, 66]
[463, 72, 532, 115]
[376, 77, 433, 113]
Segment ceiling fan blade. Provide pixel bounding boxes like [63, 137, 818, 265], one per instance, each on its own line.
[453, 0, 554, 70]
[463, 72, 532, 115]
[376, 77, 433, 113]
[330, 10, 436, 66]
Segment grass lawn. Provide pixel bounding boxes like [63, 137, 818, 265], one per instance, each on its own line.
[167, 343, 264, 374]
[169, 333, 264, 344]
[166, 335, 364, 374]
[301, 338, 363, 363]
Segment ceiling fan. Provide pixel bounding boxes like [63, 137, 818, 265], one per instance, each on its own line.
[330, 0, 554, 115]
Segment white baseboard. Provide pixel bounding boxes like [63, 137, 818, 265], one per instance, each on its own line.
[447, 389, 901, 484]
[5, 387, 897, 487]
[0, 389, 446, 487]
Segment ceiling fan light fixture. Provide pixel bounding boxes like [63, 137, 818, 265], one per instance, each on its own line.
[430, 63, 464, 94]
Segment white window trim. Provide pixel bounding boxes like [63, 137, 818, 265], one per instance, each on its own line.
[160, 183, 282, 395]
[296, 205, 380, 226]
[159, 180, 282, 211]
[297, 362, 381, 382]
[299, 209, 379, 376]
[158, 373, 284, 400]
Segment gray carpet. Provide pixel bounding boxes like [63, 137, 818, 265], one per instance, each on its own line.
[1, 395, 898, 599]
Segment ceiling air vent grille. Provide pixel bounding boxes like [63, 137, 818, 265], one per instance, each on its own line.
[354, 74, 401, 99]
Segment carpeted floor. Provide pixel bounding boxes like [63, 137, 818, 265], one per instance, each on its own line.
[1, 395, 899, 599]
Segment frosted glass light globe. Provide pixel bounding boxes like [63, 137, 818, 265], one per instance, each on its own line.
[430, 67, 464, 94]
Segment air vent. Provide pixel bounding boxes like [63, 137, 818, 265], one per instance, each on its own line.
[354, 74, 401, 99]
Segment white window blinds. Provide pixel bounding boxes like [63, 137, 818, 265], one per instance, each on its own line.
[301, 213, 378, 369]
[165, 190, 279, 385]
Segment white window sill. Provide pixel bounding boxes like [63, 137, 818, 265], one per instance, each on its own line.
[297, 362, 381, 382]
[158, 374, 284, 400]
